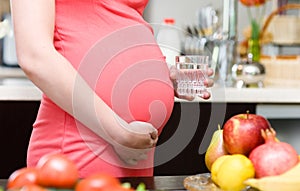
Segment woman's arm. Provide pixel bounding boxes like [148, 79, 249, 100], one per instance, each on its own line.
[10, 0, 157, 157]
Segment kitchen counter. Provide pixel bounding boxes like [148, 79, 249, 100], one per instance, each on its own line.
[176, 83, 300, 103]
[0, 66, 41, 101]
[2, 82, 300, 103]
[1, 66, 300, 103]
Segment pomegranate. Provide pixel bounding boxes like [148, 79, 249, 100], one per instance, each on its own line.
[249, 128, 299, 178]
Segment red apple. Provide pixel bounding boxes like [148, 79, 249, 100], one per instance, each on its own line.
[223, 111, 271, 156]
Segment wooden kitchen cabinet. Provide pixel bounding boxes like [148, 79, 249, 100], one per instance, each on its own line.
[0, 101, 40, 179]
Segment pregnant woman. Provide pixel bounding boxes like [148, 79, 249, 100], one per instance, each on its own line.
[10, 0, 213, 178]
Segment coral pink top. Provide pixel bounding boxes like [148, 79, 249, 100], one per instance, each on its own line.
[27, 0, 174, 178]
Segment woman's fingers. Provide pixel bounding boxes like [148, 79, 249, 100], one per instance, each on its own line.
[170, 64, 214, 100]
[150, 131, 158, 140]
[205, 78, 214, 88]
[199, 91, 211, 100]
[207, 68, 214, 77]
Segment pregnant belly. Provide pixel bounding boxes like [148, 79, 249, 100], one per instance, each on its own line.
[97, 59, 175, 131]
[76, 24, 175, 130]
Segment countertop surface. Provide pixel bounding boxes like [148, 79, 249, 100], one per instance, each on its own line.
[1, 66, 300, 103]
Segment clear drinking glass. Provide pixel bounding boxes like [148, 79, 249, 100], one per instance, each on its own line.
[175, 55, 209, 97]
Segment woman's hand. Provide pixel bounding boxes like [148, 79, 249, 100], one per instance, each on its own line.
[169, 65, 214, 101]
[110, 120, 158, 165]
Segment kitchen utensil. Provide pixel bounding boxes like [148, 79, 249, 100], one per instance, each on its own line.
[232, 55, 266, 88]
[0, 19, 9, 39]
[2, 13, 18, 67]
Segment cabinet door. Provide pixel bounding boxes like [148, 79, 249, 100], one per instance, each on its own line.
[0, 101, 40, 178]
[154, 102, 256, 176]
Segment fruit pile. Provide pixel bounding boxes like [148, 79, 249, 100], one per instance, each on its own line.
[6, 153, 146, 191]
[205, 111, 300, 191]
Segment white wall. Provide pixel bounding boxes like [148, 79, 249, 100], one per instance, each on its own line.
[143, 0, 275, 41]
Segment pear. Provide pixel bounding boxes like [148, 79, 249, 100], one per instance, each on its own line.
[205, 124, 229, 171]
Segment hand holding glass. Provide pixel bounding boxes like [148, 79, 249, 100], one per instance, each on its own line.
[175, 55, 209, 97]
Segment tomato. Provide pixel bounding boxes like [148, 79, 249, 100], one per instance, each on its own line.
[75, 173, 121, 191]
[19, 184, 48, 191]
[36, 153, 79, 189]
[7, 167, 39, 189]
[240, 0, 265, 6]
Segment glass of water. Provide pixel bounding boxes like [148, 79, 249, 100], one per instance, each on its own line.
[175, 55, 209, 97]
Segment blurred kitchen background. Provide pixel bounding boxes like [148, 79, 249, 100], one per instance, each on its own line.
[0, 0, 300, 152]
[144, 0, 260, 41]
[144, 0, 300, 152]
[144, 0, 299, 49]
[145, 0, 299, 86]
[0, 0, 300, 178]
